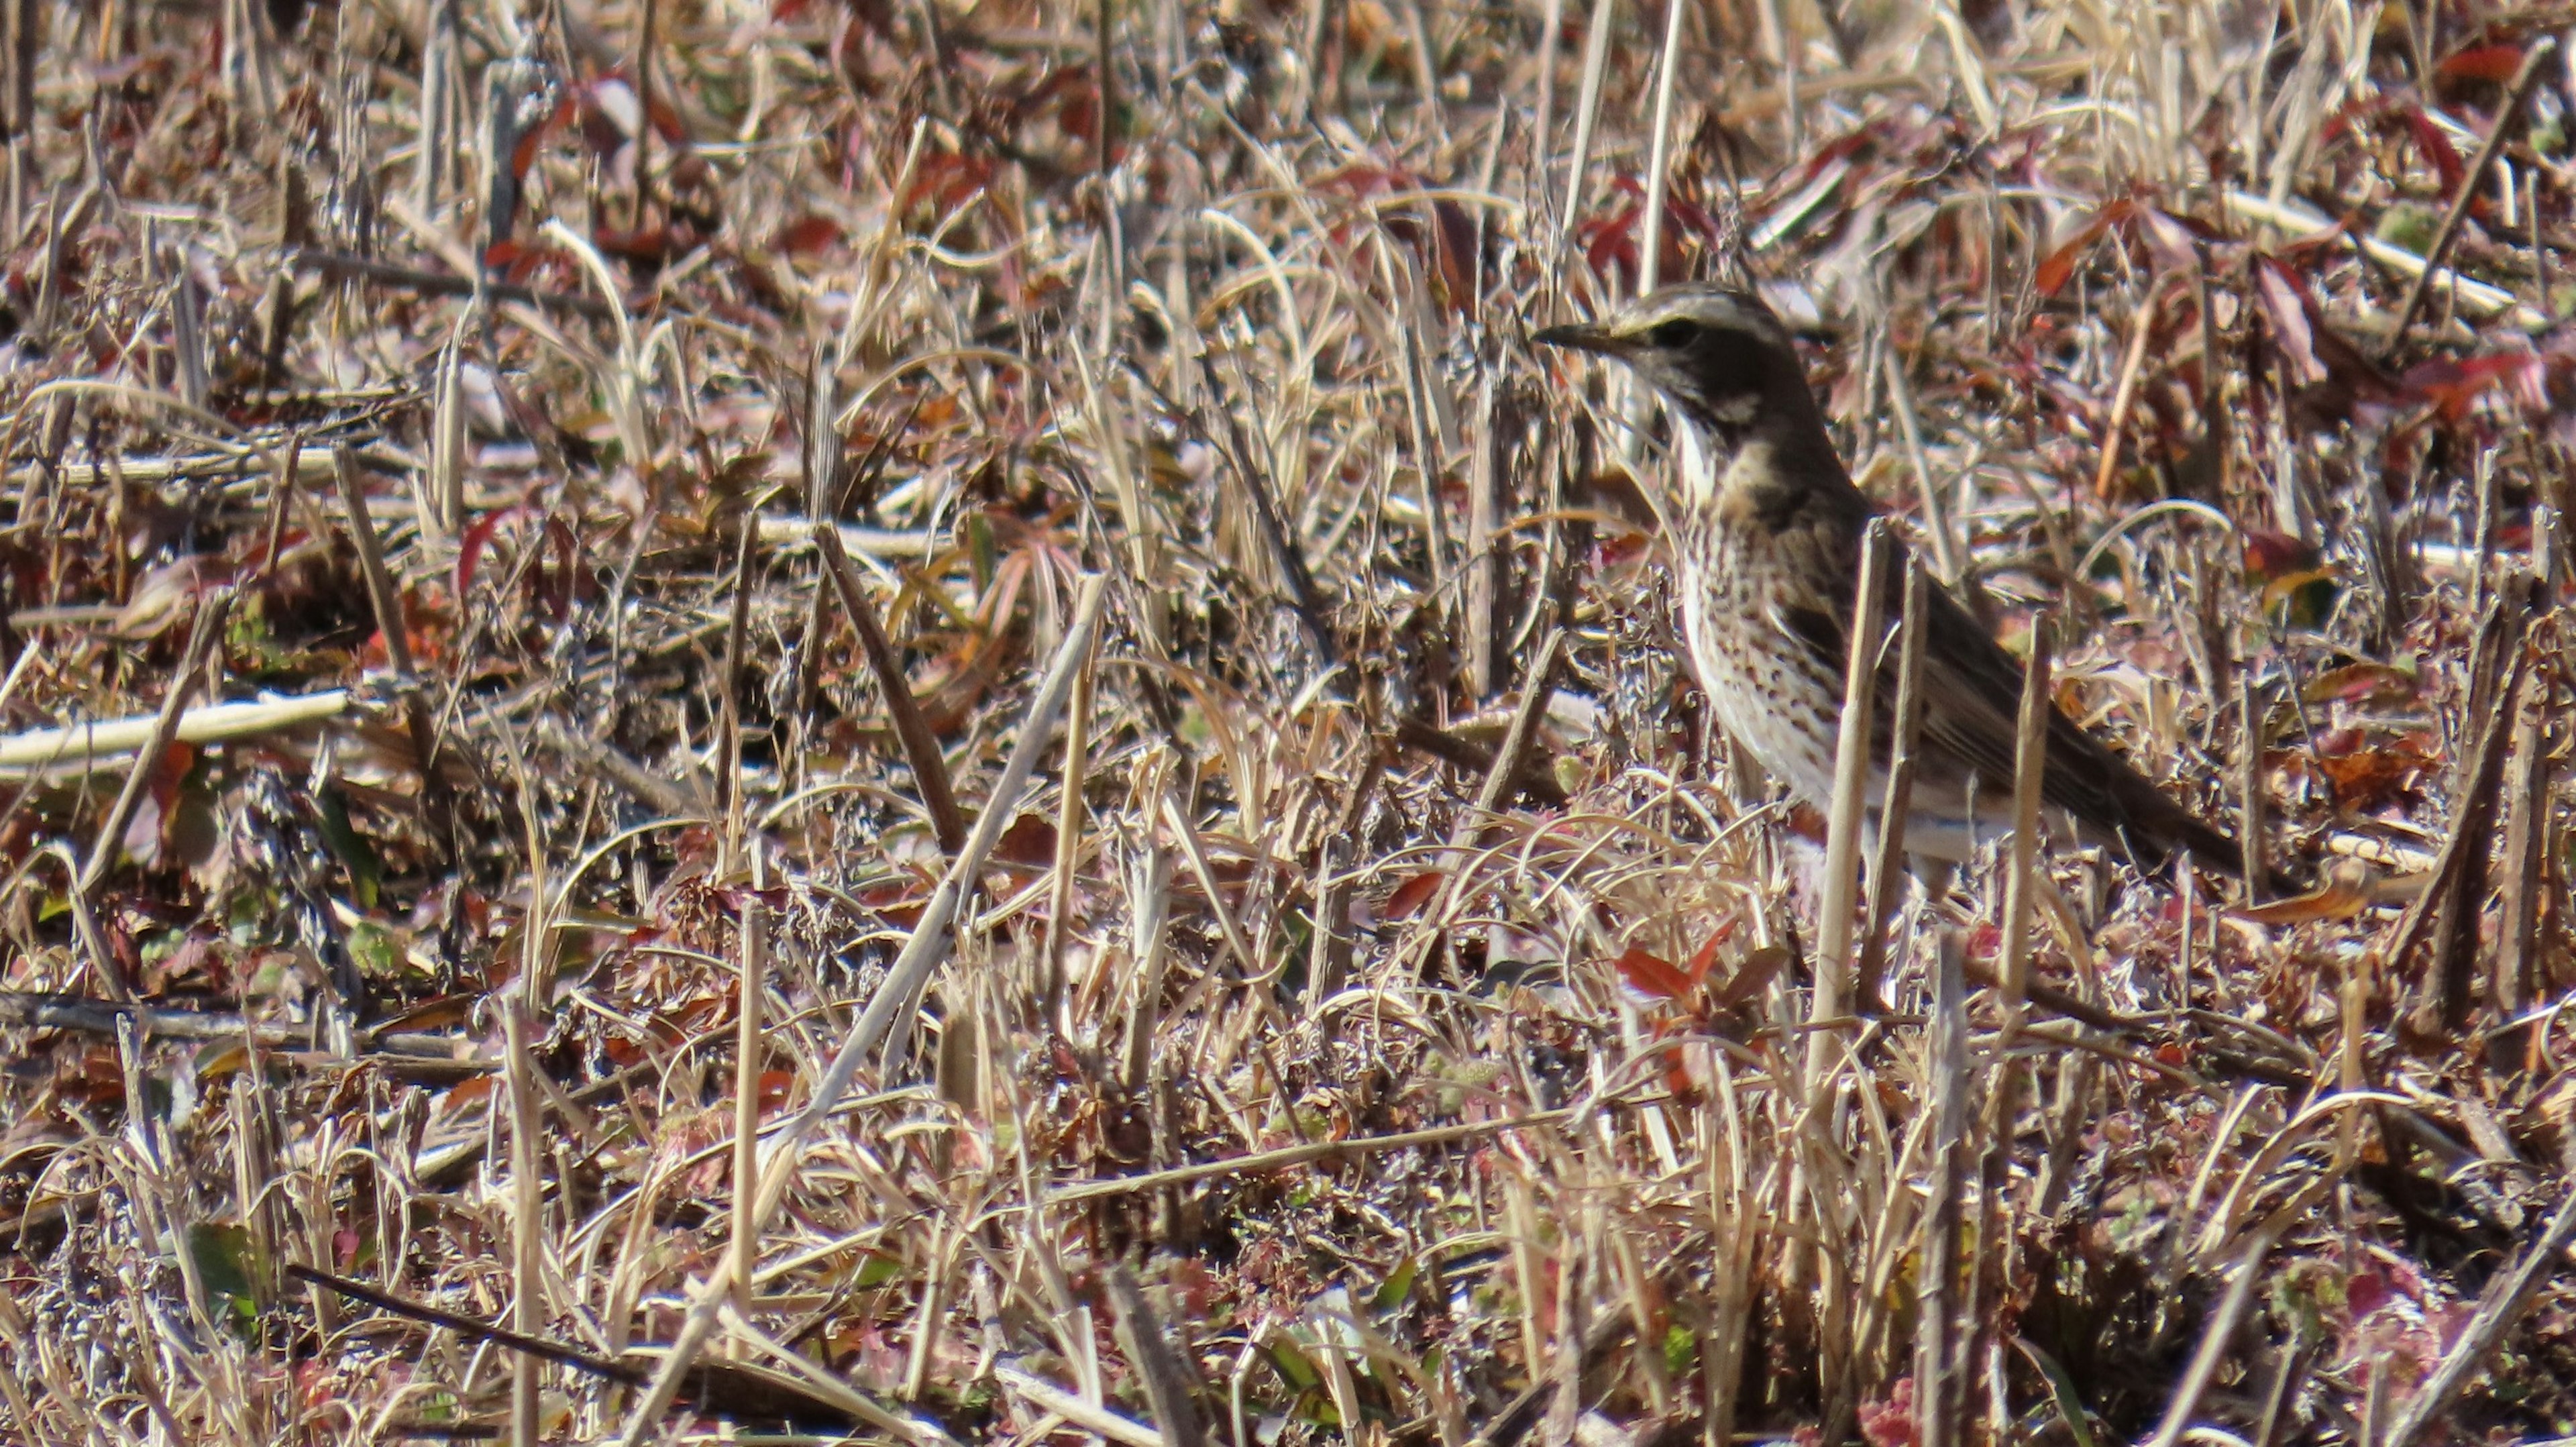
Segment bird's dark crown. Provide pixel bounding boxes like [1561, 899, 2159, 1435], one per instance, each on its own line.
[1534, 284, 1807, 429]
[1536, 283, 1849, 511]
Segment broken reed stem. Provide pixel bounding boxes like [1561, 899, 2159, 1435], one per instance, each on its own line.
[730, 886, 765, 1316]
[1558, 0, 1617, 264]
[1806, 519, 1892, 1093]
[1161, 790, 1261, 983]
[1996, 618, 2051, 1033]
[2239, 668, 2267, 907]
[1882, 343, 1962, 584]
[2091, 272, 2178, 499]
[1634, 0, 1685, 298]
[2143, 1174, 2338, 1447]
[1913, 928, 1968, 1447]
[1856, 557, 1929, 1016]
[611, 573, 1108, 1447]
[73, 588, 231, 1002]
[816, 521, 969, 854]
[2382, 583, 2529, 1023]
[1106, 1266, 1207, 1447]
[1954, 621, 2051, 1444]
[1472, 628, 1566, 824]
[715, 506, 759, 866]
[506, 739, 553, 1447]
[634, 0, 659, 229]
[2433, 631, 2529, 1030]
[1043, 655, 1094, 1030]
[334, 446, 449, 855]
[2491, 649, 2552, 1044]
[1305, 737, 1385, 1008]
[1122, 820, 1173, 1095]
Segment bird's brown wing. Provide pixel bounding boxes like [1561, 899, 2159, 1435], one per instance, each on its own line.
[1776, 572, 2247, 877]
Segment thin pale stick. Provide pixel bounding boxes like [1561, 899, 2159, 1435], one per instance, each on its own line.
[1996, 621, 2052, 1030]
[73, 590, 231, 1001]
[1805, 520, 1891, 1093]
[1856, 557, 1928, 1014]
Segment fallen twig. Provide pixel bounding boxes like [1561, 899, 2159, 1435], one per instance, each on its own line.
[0, 690, 348, 774]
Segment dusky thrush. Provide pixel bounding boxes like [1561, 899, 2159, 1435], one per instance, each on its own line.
[1537, 283, 2253, 882]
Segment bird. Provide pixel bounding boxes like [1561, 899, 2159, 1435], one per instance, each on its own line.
[1535, 282, 2255, 886]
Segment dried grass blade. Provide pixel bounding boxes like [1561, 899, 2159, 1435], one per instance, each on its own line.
[816, 521, 968, 853]
[73, 588, 231, 1001]
[1996, 619, 2052, 1028]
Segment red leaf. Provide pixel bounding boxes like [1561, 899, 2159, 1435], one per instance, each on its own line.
[1683, 929, 1723, 985]
[1857, 1378, 1920, 1447]
[2033, 199, 2133, 297]
[994, 813, 1057, 869]
[2438, 43, 2527, 83]
[455, 504, 529, 600]
[2399, 105, 2467, 196]
[2400, 352, 2535, 421]
[1613, 947, 1695, 1003]
[1383, 870, 1446, 921]
[778, 214, 844, 256]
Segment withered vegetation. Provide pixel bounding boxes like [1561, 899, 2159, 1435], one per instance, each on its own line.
[0, 0, 2571, 1442]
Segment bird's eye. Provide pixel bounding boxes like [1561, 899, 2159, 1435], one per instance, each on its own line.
[1646, 318, 1700, 349]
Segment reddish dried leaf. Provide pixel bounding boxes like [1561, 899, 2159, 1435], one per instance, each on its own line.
[994, 812, 1057, 869]
[1613, 947, 1695, 1003]
[2437, 43, 2528, 83]
[2239, 527, 2317, 580]
[2252, 254, 2326, 384]
[778, 214, 845, 255]
[2400, 352, 2534, 421]
[2233, 878, 2374, 925]
[1383, 870, 1446, 920]
[2398, 104, 2467, 196]
[2314, 742, 2432, 810]
[1713, 945, 1790, 1010]
[1684, 928, 1725, 985]
[2033, 199, 2133, 297]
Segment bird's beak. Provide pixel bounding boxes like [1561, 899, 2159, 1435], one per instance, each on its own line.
[1534, 321, 1621, 356]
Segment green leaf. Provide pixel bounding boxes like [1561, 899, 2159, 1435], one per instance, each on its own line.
[344, 922, 403, 979]
[188, 1221, 266, 1331]
[1371, 1256, 1418, 1314]
[315, 786, 382, 910]
[2013, 1337, 2098, 1447]
[1264, 1333, 1322, 1392]
[853, 1250, 904, 1289]
[1662, 1324, 1697, 1379]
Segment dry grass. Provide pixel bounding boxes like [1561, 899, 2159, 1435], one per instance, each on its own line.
[0, 0, 2571, 1442]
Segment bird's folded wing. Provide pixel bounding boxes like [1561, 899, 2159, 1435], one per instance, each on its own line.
[1776, 578, 2244, 875]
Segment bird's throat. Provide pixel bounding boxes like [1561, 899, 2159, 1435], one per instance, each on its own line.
[1675, 419, 1788, 531]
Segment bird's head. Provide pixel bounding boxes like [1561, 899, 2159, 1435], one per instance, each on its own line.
[1536, 284, 1851, 525]
[1533, 284, 1811, 437]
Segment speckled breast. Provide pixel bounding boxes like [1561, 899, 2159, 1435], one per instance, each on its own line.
[1672, 513, 1846, 810]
